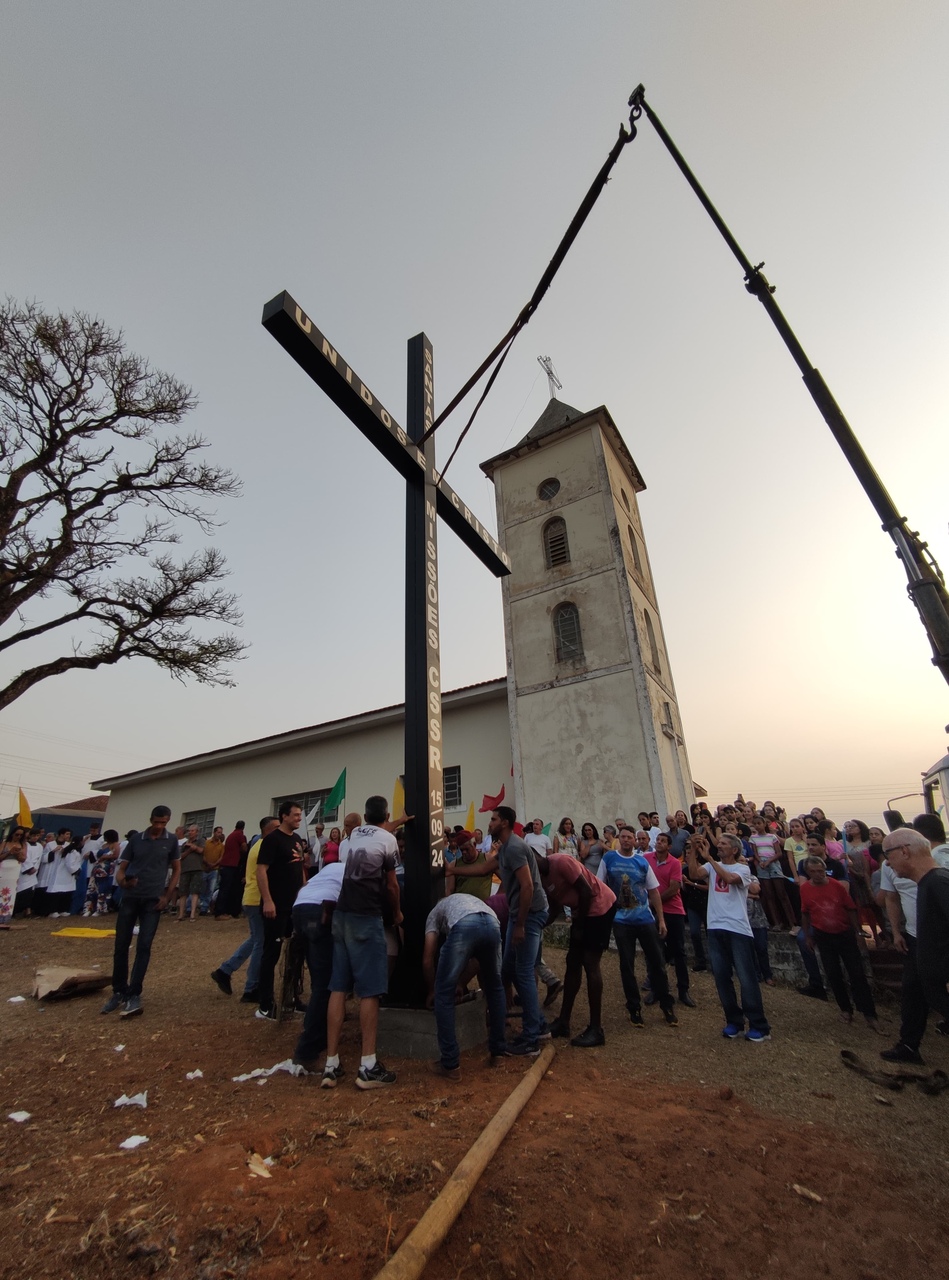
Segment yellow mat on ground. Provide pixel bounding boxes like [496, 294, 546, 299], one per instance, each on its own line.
[50, 927, 116, 938]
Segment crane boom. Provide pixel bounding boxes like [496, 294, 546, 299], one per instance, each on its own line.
[628, 85, 949, 685]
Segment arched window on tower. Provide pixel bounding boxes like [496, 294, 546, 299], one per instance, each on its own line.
[644, 608, 662, 674]
[543, 517, 570, 569]
[553, 602, 583, 662]
[626, 523, 643, 576]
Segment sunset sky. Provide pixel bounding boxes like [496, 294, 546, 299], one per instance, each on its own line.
[2, 2, 947, 826]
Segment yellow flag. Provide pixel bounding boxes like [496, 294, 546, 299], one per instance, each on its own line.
[465, 801, 476, 832]
[18, 788, 32, 828]
[392, 776, 405, 822]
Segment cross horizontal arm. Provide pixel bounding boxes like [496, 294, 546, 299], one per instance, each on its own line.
[262, 291, 510, 578]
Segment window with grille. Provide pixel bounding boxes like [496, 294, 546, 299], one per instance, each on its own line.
[444, 765, 462, 810]
[182, 808, 215, 838]
[553, 601, 584, 662]
[543, 517, 570, 569]
[271, 788, 339, 824]
[644, 609, 662, 673]
[538, 477, 561, 501]
[627, 523, 643, 575]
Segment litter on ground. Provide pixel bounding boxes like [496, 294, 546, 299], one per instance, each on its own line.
[118, 1135, 149, 1150]
[231, 1058, 306, 1083]
[8, 1111, 31, 1123]
[114, 1092, 148, 1108]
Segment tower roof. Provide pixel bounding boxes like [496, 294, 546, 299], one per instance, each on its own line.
[519, 397, 585, 446]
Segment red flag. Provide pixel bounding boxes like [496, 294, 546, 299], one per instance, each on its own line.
[479, 785, 505, 813]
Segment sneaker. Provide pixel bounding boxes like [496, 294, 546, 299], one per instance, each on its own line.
[935, 1021, 949, 1038]
[503, 1038, 541, 1058]
[880, 1042, 924, 1065]
[120, 995, 143, 1018]
[629, 1009, 645, 1029]
[691, 964, 707, 973]
[745, 1029, 771, 1043]
[797, 985, 828, 1002]
[543, 979, 564, 1008]
[240, 988, 259, 1004]
[320, 1062, 345, 1089]
[663, 1007, 679, 1027]
[722, 1023, 743, 1038]
[678, 992, 696, 1009]
[210, 968, 232, 996]
[570, 1026, 605, 1048]
[536, 1021, 554, 1042]
[429, 1061, 461, 1081]
[356, 1059, 397, 1089]
[255, 1006, 277, 1021]
[100, 992, 126, 1015]
[547, 1017, 571, 1039]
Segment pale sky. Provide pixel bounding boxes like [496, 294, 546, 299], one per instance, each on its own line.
[1, 2, 947, 826]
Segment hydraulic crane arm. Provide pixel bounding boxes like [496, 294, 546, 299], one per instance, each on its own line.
[629, 85, 949, 686]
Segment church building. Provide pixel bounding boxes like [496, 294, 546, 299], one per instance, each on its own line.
[93, 398, 695, 836]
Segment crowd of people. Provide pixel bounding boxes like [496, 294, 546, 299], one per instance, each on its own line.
[3, 793, 949, 1086]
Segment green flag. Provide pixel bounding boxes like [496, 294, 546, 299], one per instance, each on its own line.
[542, 822, 551, 837]
[324, 767, 346, 815]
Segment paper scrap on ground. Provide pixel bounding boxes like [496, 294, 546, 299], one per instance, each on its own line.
[8, 1111, 31, 1123]
[232, 1058, 306, 1083]
[185, 1069, 203, 1080]
[247, 1152, 273, 1178]
[114, 1092, 147, 1109]
[113, 1044, 125, 1052]
[7, 996, 26, 1003]
[32, 967, 111, 1000]
[119, 1135, 149, 1150]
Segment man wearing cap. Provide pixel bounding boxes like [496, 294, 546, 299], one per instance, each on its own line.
[101, 806, 180, 1018]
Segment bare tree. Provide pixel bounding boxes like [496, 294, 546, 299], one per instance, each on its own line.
[0, 299, 245, 711]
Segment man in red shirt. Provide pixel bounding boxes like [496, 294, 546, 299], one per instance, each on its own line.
[800, 856, 879, 1030]
[646, 833, 695, 1009]
[215, 821, 248, 919]
[536, 853, 616, 1048]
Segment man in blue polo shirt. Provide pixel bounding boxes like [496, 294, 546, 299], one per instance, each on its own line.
[101, 805, 180, 1019]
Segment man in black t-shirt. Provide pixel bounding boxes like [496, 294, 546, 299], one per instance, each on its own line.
[883, 827, 949, 1022]
[254, 801, 307, 1019]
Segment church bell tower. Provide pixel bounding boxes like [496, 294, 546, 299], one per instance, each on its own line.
[481, 398, 694, 825]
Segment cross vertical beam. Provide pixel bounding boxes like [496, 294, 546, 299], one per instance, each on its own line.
[396, 334, 444, 1003]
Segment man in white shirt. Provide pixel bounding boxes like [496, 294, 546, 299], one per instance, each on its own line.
[524, 819, 552, 859]
[687, 832, 771, 1042]
[290, 857, 346, 1072]
[879, 833, 930, 1064]
[15, 832, 43, 916]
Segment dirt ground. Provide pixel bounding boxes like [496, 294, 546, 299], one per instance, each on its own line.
[2, 916, 949, 1280]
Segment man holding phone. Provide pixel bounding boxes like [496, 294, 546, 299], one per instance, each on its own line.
[102, 805, 181, 1018]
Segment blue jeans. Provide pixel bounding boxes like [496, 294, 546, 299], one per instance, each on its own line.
[220, 904, 264, 993]
[796, 923, 825, 992]
[293, 903, 335, 1061]
[501, 908, 547, 1043]
[111, 896, 163, 998]
[200, 869, 220, 914]
[435, 913, 507, 1068]
[706, 928, 770, 1033]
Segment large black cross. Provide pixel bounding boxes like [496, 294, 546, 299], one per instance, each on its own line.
[262, 291, 511, 1003]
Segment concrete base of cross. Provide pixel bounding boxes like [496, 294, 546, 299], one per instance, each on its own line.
[377, 991, 487, 1061]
